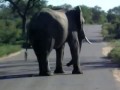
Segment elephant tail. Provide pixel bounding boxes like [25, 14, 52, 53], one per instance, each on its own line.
[24, 23, 29, 61]
[24, 35, 28, 61]
[25, 49, 28, 61]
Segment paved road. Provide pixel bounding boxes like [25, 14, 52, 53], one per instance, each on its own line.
[0, 25, 120, 90]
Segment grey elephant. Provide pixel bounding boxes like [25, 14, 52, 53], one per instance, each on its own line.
[27, 6, 90, 76]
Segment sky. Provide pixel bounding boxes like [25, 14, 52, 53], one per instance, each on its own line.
[47, 0, 120, 12]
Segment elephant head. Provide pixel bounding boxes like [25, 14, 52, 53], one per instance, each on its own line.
[76, 6, 92, 44]
[66, 6, 92, 44]
[66, 6, 92, 67]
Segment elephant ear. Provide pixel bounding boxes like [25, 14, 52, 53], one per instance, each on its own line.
[75, 6, 92, 44]
[75, 6, 85, 23]
[74, 6, 85, 39]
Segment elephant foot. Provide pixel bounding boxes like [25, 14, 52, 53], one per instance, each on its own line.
[54, 68, 64, 74]
[66, 60, 73, 66]
[72, 70, 83, 74]
[39, 72, 53, 76]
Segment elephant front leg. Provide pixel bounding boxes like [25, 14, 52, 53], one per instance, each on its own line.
[66, 39, 83, 66]
[67, 32, 83, 74]
[54, 45, 65, 74]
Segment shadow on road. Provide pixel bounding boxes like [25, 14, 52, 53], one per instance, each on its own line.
[0, 60, 40, 80]
[81, 57, 119, 71]
[0, 74, 39, 80]
[0, 58, 119, 80]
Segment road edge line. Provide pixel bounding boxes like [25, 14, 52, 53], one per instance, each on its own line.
[0, 50, 23, 61]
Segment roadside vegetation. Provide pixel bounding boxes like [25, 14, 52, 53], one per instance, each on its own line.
[0, 44, 21, 57]
[0, 0, 47, 57]
[101, 6, 120, 64]
[107, 40, 120, 64]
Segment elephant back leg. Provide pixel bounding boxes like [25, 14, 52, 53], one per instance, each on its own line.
[54, 44, 65, 74]
[67, 31, 83, 74]
[31, 38, 55, 76]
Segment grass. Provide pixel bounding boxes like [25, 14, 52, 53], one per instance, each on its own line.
[0, 44, 21, 57]
[108, 47, 120, 64]
[110, 40, 120, 47]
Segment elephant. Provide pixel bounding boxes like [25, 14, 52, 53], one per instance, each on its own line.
[27, 6, 91, 76]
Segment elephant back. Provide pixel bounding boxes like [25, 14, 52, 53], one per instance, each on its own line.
[28, 8, 68, 48]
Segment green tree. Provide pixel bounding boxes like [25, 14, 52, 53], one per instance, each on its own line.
[81, 5, 92, 23]
[0, 0, 47, 36]
[100, 11, 107, 23]
[107, 6, 120, 23]
[48, 4, 72, 10]
[91, 6, 107, 24]
[59, 4, 72, 10]
[0, 20, 21, 44]
[0, 3, 13, 19]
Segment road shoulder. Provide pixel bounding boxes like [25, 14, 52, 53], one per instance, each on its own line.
[102, 46, 120, 83]
[0, 50, 23, 61]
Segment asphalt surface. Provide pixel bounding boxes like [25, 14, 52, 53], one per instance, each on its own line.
[0, 25, 120, 90]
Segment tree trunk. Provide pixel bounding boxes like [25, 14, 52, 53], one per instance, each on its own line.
[22, 17, 27, 37]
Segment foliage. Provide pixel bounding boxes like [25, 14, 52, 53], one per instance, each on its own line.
[81, 5, 93, 23]
[107, 6, 120, 23]
[115, 22, 120, 39]
[7, 0, 47, 17]
[0, 6, 12, 19]
[108, 46, 120, 64]
[91, 6, 107, 24]
[0, 44, 21, 57]
[81, 5, 107, 24]
[102, 22, 120, 41]
[0, 0, 47, 35]
[0, 19, 22, 44]
[110, 40, 120, 47]
[48, 4, 72, 10]
[101, 23, 116, 40]
[104, 6, 120, 65]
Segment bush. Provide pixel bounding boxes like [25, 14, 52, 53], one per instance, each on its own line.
[110, 40, 120, 47]
[0, 44, 21, 57]
[102, 22, 120, 41]
[101, 23, 116, 41]
[115, 22, 120, 39]
[0, 19, 22, 44]
[108, 47, 120, 64]
[108, 40, 120, 64]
